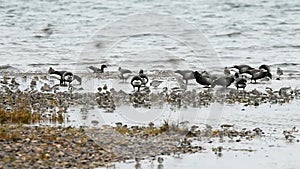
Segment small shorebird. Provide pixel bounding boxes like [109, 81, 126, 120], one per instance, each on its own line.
[10, 77, 19, 86]
[135, 157, 141, 169]
[277, 67, 283, 80]
[150, 80, 163, 88]
[73, 75, 82, 85]
[118, 67, 132, 82]
[224, 67, 231, 76]
[279, 87, 293, 98]
[283, 130, 296, 142]
[157, 157, 164, 164]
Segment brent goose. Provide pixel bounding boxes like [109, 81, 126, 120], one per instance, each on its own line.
[48, 67, 81, 85]
[246, 69, 272, 83]
[139, 69, 149, 86]
[174, 70, 195, 85]
[194, 71, 212, 87]
[48, 67, 66, 85]
[235, 75, 247, 90]
[231, 64, 254, 74]
[118, 67, 132, 82]
[88, 64, 107, 73]
[131, 76, 143, 92]
[259, 64, 271, 73]
[63, 71, 74, 86]
[64, 72, 82, 86]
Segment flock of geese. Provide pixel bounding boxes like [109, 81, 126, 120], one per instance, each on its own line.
[48, 64, 284, 91]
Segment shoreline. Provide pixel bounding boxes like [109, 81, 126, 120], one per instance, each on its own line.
[1, 123, 288, 168]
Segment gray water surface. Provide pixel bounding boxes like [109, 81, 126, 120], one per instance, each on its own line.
[1, 0, 299, 73]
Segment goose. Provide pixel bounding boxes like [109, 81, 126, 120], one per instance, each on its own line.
[48, 67, 67, 85]
[231, 64, 254, 74]
[87, 64, 107, 73]
[139, 69, 149, 86]
[131, 76, 143, 92]
[235, 75, 247, 90]
[48, 67, 81, 85]
[259, 64, 271, 73]
[62, 71, 74, 86]
[193, 71, 212, 87]
[246, 69, 272, 83]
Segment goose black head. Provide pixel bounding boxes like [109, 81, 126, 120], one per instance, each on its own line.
[234, 72, 239, 79]
[259, 64, 271, 72]
[193, 71, 202, 78]
[231, 65, 239, 70]
[266, 72, 272, 79]
[103, 84, 108, 90]
[101, 64, 107, 69]
[174, 70, 181, 74]
[139, 69, 144, 74]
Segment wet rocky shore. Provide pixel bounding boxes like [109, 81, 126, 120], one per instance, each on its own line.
[0, 125, 117, 168]
[1, 71, 299, 124]
[1, 71, 300, 168]
[3, 122, 296, 168]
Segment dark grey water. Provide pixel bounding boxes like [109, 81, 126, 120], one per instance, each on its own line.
[0, 0, 299, 74]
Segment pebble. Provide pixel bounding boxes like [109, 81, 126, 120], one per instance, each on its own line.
[0, 123, 271, 168]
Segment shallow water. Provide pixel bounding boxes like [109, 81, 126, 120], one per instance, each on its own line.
[96, 99, 300, 169]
